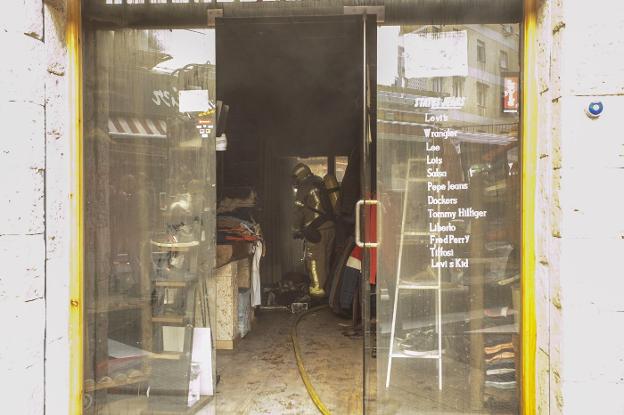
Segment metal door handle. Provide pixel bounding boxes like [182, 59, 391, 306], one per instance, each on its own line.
[355, 199, 379, 248]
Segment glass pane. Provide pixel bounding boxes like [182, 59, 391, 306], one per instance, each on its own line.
[82, 28, 217, 414]
[373, 24, 521, 413]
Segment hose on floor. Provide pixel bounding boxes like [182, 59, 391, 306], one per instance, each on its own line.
[291, 304, 332, 415]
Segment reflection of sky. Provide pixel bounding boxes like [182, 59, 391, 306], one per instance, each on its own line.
[153, 29, 216, 74]
[152, 26, 399, 85]
[377, 26, 400, 86]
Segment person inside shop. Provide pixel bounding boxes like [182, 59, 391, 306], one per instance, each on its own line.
[291, 163, 336, 298]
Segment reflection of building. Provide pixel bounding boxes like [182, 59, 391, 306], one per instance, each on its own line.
[398, 24, 519, 123]
[377, 24, 520, 191]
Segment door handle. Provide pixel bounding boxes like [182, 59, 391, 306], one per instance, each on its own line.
[355, 199, 379, 248]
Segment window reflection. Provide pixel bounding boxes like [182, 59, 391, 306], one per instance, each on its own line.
[375, 23, 521, 414]
[83, 28, 217, 414]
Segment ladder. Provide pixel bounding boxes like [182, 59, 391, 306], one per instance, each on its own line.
[385, 157, 443, 390]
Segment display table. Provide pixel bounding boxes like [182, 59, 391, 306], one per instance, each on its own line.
[215, 243, 255, 350]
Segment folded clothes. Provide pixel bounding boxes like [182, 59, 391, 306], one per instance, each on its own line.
[217, 193, 257, 214]
[484, 307, 515, 318]
[486, 367, 516, 376]
[486, 351, 515, 363]
[217, 215, 256, 230]
[485, 334, 513, 347]
[485, 380, 517, 390]
[486, 359, 516, 371]
[486, 372, 516, 383]
[217, 215, 262, 244]
[485, 341, 514, 355]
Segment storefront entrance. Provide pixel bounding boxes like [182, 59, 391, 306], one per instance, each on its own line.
[81, 2, 523, 413]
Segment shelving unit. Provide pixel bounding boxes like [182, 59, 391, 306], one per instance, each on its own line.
[148, 237, 199, 409]
[386, 158, 443, 390]
[468, 163, 520, 410]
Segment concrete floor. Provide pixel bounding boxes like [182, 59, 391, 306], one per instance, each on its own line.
[213, 307, 363, 414]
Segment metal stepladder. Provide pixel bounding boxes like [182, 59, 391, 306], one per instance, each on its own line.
[385, 157, 443, 390]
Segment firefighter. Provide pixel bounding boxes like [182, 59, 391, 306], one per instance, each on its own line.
[291, 163, 336, 298]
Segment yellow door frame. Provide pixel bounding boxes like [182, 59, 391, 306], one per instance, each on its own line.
[68, 0, 83, 413]
[67, 1, 539, 413]
[521, 0, 538, 413]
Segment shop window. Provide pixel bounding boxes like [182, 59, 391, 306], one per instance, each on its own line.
[82, 27, 218, 413]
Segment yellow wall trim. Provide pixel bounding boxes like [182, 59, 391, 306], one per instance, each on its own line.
[67, 0, 84, 413]
[522, 0, 537, 413]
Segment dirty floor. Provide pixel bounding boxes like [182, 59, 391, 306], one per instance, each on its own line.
[212, 307, 363, 414]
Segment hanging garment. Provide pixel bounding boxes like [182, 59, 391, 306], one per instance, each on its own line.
[251, 240, 263, 307]
[339, 248, 362, 311]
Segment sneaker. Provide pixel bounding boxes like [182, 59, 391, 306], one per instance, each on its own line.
[172, 224, 197, 245]
[97, 376, 114, 387]
[485, 351, 515, 363]
[397, 328, 438, 356]
[400, 267, 437, 287]
[151, 230, 198, 248]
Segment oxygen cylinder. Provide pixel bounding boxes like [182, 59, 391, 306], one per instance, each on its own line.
[322, 174, 340, 215]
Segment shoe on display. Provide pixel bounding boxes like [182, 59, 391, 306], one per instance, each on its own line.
[113, 372, 128, 385]
[127, 369, 144, 379]
[172, 224, 197, 245]
[169, 193, 192, 218]
[151, 250, 190, 280]
[397, 327, 439, 356]
[485, 270, 520, 286]
[485, 380, 517, 390]
[151, 230, 199, 248]
[486, 372, 516, 383]
[97, 376, 114, 387]
[400, 267, 437, 287]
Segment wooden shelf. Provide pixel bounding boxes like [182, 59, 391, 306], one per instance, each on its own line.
[85, 375, 149, 392]
[150, 240, 199, 251]
[149, 351, 184, 361]
[87, 295, 149, 314]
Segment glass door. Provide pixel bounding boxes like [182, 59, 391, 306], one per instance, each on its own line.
[82, 27, 218, 414]
[359, 12, 379, 415]
[368, 22, 522, 414]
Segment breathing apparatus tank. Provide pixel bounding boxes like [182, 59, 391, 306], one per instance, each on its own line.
[322, 174, 340, 215]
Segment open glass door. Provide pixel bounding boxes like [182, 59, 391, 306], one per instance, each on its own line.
[358, 12, 379, 415]
[368, 21, 522, 414]
[82, 27, 218, 413]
